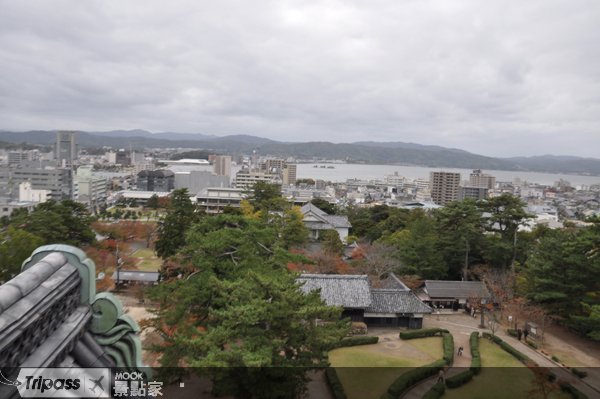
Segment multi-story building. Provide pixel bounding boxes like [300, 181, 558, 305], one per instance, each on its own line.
[0, 165, 73, 202]
[384, 173, 404, 186]
[8, 152, 31, 165]
[458, 186, 489, 201]
[213, 155, 232, 178]
[132, 162, 154, 175]
[115, 150, 129, 166]
[235, 169, 281, 187]
[469, 170, 496, 189]
[282, 164, 297, 186]
[131, 151, 145, 164]
[260, 159, 285, 173]
[55, 131, 78, 169]
[196, 187, 245, 214]
[74, 166, 108, 203]
[175, 170, 229, 194]
[19, 182, 51, 203]
[136, 170, 175, 192]
[430, 171, 461, 206]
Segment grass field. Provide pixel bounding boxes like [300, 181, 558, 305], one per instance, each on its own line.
[442, 339, 571, 399]
[329, 338, 442, 399]
[134, 248, 162, 271]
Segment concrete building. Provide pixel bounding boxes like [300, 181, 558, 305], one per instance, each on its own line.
[8, 152, 30, 165]
[196, 187, 245, 214]
[260, 159, 285, 173]
[132, 162, 154, 175]
[458, 186, 489, 201]
[282, 164, 297, 186]
[384, 173, 404, 186]
[74, 166, 108, 203]
[115, 150, 129, 166]
[235, 169, 280, 187]
[469, 170, 496, 189]
[213, 155, 232, 178]
[55, 131, 78, 169]
[0, 165, 73, 201]
[136, 170, 174, 192]
[131, 151, 145, 164]
[430, 171, 460, 206]
[174, 170, 229, 193]
[19, 182, 51, 203]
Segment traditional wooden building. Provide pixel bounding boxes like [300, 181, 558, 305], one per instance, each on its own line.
[297, 274, 432, 328]
[418, 280, 490, 309]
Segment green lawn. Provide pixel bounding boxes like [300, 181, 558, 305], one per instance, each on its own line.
[442, 339, 570, 399]
[134, 248, 162, 271]
[135, 248, 156, 258]
[329, 337, 442, 399]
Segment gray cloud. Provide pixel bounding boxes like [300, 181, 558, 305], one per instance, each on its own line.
[0, 0, 599, 157]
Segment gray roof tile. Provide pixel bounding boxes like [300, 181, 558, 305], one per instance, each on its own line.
[366, 290, 433, 314]
[297, 274, 372, 308]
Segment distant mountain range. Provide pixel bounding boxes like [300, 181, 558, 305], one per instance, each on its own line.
[1, 130, 599, 176]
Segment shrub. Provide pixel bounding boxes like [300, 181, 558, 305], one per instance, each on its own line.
[507, 329, 518, 337]
[422, 382, 446, 399]
[378, 394, 396, 399]
[482, 332, 503, 344]
[552, 355, 561, 362]
[443, 333, 454, 365]
[446, 370, 475, 389]
[526, 340, 538, 349]
[499, 341, 531, 362]
[387, 359, 446, 397]
[470, 332, 481, 375]
[560, 383, 589, 399]
[325, 368, 347, 399]
[399, 328, 449, 340]
[572, 368, 588, 379]
[329, 336, 379, 349]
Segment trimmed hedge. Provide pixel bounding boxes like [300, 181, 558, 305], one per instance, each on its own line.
[499, 341, 532, 362]
[526, 340, 538, 349]
[507, 329, 518, 337]
[470, 332, 481, 375]
[422, 382, 446, 399]
[400, 328, 449, 340]
[572, 368, 588, 379]
[560, 383, 589, 399]
[446, 370, 475, 389]
[387, 359, 446, 397]
[325, 368, 347, 399]
[482, 332, 503, 344]
[552, 355, 561, 362]
[442, 333, 454, 365]
[329, 336, 379, 349]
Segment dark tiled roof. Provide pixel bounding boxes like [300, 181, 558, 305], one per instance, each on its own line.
[424, 280, 490, 299]
[366, 290, 433, 314]
[373, 273, 410, 290]
[137, 169, 174, 178]
[110, 270, 160, 282]
[297, 274, 372, 308]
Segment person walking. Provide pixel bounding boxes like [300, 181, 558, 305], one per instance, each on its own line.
[517, 329, 522, 341]
[438, 369, 444, 383]
[523, 329, 529, 341]
[458, 346, 463, 356]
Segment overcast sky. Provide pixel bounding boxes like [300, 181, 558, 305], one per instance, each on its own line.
[1, 1, 599, 158]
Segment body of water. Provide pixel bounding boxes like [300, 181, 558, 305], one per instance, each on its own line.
[98, 164, 600, 187]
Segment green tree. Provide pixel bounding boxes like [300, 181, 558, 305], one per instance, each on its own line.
[11, 200, 95, 246]
[243, 181, 282, 211]
[146, 215, 349, 397]
[434, 198, 484, 280]
[0, 228, 45, 284]
[478, 194, 535, 273]
[321, 230, 345, 255]
[309, 198, 338, 215]
[380, 217, 446, 279]
[154, 189, 201, 259]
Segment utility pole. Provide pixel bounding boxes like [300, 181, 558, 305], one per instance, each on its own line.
[116, 245, 122, 292]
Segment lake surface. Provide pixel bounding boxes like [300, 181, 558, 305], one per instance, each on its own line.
[100, 164, 600, 187]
